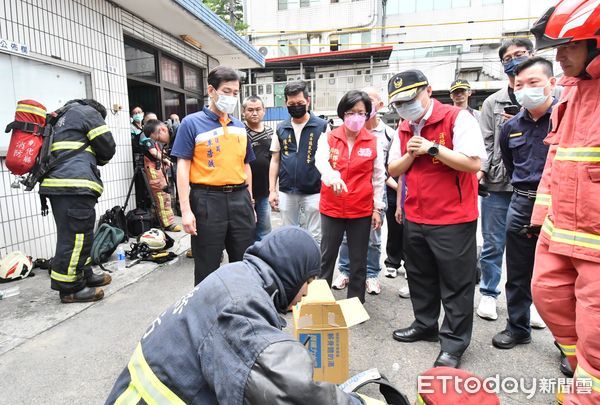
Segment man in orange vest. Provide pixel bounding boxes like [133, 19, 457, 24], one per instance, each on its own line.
[529, 2, 600, 404]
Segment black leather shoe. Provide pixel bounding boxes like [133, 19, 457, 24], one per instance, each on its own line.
[554, 341, 574, 377]
[60, 287, 104, 303]
[86, 272, 112, 287]
[392, 327, 439, 343]
[434, 351, 462, 368]
[492, 329, 531, 349]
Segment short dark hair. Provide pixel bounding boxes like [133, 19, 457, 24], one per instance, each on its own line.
[242, 95, 264, 109]
[337, 90, 372, 120]
[143, 119, 164, 137]
[514, 56, 554, 77]
[498, 38, 534, 60]
[207, 66, 240, 90]
[131, 106, 143, 113]
[284, 81, 309, 101]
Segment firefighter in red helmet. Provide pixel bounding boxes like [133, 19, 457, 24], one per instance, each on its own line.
[529, 1, 600, 404]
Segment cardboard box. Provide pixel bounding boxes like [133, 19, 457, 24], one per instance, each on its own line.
[292, 279, 370, 384]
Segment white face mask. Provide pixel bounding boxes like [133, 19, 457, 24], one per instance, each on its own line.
[515, 84, 550, 110]
[394, 98, 425, 122]
[214, 93, 238, 114]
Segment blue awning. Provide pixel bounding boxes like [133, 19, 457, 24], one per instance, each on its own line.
[174, 0, 264, 67]
[113, 0, 264, 68]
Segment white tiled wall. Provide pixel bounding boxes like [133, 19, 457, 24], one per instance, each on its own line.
[0, 0, 208, 259]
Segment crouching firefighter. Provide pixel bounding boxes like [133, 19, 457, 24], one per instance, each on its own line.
[106, 227, 376, 405]
[41, 99, 116, 303]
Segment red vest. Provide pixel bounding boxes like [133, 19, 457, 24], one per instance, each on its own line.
[320, 126, 377, 218]
[399, 99, 479, 225]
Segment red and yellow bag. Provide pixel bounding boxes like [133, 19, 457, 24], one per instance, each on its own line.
[4, 100, 47, 175]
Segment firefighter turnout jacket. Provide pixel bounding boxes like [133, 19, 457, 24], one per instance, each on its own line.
[39, 103, 115, 197]
[106, 227, 362, 405]
[531, 55, 600, 263]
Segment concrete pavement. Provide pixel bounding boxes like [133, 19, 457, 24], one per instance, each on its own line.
[0, 219, 563, 404]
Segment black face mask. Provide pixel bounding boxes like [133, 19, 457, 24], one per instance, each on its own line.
[287, 105, 307, 119]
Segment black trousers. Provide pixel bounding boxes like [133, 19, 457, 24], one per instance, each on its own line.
[133, 153, 152, 209]
[384, 190, 404, 269]
[49, 195, 97, 294]
[505, 193, 537, 338]
[404, 219, 477, 355]
[190, 187, 255, 286]
[320, 214, 371, 303]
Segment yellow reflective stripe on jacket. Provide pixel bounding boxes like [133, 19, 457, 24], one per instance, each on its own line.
[127, 343, 185, 405]
[542, 217, 600, 250]
[87, 125, 110, 141]
[534, 193, 551, 207]
[555, 147, 600, 162]
[115, 382, 142, 405]
[416, 394, 427, 405]
[16, 103, 46, 118]
[575, 365, 600, 393]
[51, 141, 95, 155]
[557, 342, 576, 357]
[41, 178, 103, 194]
[50, 270, 81, 283]
[67, 234, 84, 276]
[509, 132, 523, 138]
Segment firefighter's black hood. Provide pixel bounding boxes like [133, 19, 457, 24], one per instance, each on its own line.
[244, 226, 320, 313]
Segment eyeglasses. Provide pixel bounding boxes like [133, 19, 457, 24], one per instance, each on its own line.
[502, 50, 529, 64]
[344, 112, 367, 118]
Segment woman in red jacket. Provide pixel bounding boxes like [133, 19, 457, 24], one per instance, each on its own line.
[316, 90, 386, 303]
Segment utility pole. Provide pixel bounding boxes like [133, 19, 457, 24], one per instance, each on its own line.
[229, 0, 236, 28]
[381, 0, 387, 45]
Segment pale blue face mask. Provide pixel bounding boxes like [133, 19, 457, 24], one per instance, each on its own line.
[215, 93, 238, 114]
[515, 84, 550, 110]
[394, 98, 425, 122]
[132, 113, 143, 123]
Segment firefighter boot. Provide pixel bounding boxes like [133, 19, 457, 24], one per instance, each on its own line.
[87, 272, 112, 287]
[60, 287, 104, 303]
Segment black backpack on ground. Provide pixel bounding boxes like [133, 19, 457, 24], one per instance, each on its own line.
[98, 206, 128, 242]
[126, 208, 156, 237]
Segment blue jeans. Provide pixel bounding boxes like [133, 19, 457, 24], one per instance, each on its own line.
[254, 196, 272, 241]
[479, 191, 511, 298]
[338, 226, 381, 279]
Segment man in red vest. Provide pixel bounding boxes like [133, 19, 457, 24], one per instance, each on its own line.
[387, 70, 486, 368]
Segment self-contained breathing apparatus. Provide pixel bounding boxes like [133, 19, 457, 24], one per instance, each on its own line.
[5, 99, 107, 214]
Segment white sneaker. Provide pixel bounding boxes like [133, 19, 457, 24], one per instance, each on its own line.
[384, 267, 398, 278]
[477, 295, 498, 320]
[332, 273, 349, 290]
[530, 304, 547, 329]
[366, 277, 381, 295]
[398, 285, 410, 299]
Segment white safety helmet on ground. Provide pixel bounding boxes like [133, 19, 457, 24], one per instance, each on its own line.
[139, 229, 167, 251]
[0, 251, 33, 280]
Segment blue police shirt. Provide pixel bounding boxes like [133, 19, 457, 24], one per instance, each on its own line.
[499, 100, 556, 190]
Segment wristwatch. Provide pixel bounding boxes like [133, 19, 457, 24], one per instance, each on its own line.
[427, 142, 440, 157]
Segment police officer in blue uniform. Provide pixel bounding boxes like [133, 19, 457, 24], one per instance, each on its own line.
[493, 57, 556, 349]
